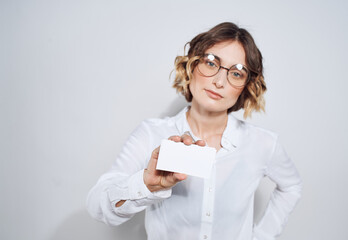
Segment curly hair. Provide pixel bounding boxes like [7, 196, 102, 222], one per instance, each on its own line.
[172, 22, 266, 119]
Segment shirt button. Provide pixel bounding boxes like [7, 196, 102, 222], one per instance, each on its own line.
[206, 212, 210, 216]
[137, 191, 142, 197]
[203, 235, 208, 239]
[208, 187, 212, 192]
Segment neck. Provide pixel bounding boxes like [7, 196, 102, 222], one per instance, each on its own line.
[186, 102, 228, 141]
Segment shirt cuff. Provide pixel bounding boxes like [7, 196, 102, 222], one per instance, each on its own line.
[128, 169, 172, 200]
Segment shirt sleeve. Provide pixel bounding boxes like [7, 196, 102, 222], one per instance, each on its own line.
[86, 121, 172, 226]
[253, 138, 303, 240]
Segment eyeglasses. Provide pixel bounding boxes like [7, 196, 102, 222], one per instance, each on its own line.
[196, 53, 250, 88]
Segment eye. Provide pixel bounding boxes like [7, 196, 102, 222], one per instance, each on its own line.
[202, 54, 219, 69]
[206, 60, 217, 68]
[202, 58, 218, 69]
[230, 71, 242, 78]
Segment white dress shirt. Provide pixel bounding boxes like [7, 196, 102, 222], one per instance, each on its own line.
[86, 107, 302, 240]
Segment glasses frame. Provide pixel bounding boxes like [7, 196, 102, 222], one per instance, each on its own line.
[196, 53, 250, 88]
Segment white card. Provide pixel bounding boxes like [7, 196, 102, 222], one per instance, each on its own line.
[156, 139, 216, 179]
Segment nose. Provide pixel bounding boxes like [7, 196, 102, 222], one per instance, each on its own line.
[212, 67, 229, 88]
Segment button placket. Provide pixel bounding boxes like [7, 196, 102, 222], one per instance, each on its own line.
[204, 169, 215, 222]
[199, 164, 216, 240]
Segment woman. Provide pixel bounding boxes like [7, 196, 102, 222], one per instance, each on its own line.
[86, 22, 302, 240]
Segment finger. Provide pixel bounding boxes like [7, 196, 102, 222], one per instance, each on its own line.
[173, 172, 187, 181]
[195, 139, 206, 147]
[162, 172, 187, 188]
[181, 133, 194, 145]
[168, 135, 181, 142]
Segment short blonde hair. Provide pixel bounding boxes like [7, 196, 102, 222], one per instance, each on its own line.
[172, 22, 266, 119]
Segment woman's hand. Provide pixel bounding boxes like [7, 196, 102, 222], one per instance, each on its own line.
[143, 133, 206, 192]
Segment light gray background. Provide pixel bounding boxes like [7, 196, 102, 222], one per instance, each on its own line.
[1, 0, 347, 239]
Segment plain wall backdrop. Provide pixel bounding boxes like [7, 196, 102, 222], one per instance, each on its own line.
[1, 0, 348, 239]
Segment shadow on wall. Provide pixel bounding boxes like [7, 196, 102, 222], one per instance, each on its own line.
[159, 96, 189, 118]
[50, 210, 147, 240]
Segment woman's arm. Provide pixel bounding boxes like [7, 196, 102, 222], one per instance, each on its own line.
[253, 139, 303, 240]
[86, 121, 172, 226]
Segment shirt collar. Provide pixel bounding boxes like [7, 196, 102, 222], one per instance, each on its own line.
[173, 106, 242, 151]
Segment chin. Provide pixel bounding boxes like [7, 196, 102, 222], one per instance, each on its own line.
[190, 91, 238, 113]
[196, 100, 235, 113]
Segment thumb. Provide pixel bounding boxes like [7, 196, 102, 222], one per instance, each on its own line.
[147, 146, 160, 172]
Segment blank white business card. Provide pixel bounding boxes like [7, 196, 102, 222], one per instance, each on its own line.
[156, 139, 216, 179]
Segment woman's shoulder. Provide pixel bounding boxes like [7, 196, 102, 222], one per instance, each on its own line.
[138, 107, 187, 131]
[247, 122, 277, 138]
[133, 115, 178, 138]
[139, 115, 176, 129]
[234, 117, 278, 143]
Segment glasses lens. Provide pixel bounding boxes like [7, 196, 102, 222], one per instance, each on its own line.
[228, 64, 249, 87]
[197, 55, 220, 77]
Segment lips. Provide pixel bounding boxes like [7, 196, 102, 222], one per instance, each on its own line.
[205, 89, 223, 100]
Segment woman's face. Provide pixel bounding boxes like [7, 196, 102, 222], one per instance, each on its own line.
[189, 40, 246, 113]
